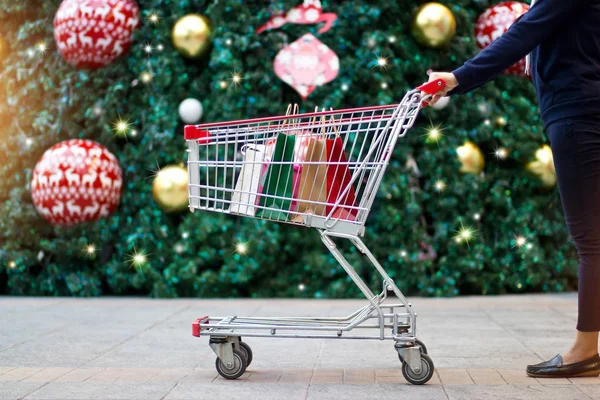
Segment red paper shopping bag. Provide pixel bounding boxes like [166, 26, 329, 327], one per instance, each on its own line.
[325, 134, 357, 221]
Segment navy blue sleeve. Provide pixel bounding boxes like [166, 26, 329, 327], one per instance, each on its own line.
[450, 0, 586, 95]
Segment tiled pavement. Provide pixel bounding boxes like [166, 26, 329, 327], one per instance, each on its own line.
[1, 294, 599, 399]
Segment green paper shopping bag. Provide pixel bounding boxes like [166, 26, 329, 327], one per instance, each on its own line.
[255, 106, 298, 221]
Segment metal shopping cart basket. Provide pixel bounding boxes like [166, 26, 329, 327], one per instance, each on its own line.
[184, 79, 446, 385]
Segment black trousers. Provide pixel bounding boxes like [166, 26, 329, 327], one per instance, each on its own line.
[548, 116, 600, 332]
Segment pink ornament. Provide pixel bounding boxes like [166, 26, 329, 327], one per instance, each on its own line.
[274, 33, 339, 99]
[256, 0, 338, 34]
[475, 2, 529, 77]
[54, 0, 140, 69]
[31, 140, 123, 226]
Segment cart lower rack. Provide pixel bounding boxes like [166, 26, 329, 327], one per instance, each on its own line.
[185, 80, 446, 385]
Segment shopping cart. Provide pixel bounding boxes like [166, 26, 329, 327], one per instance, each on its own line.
[185, 79, 446, 385]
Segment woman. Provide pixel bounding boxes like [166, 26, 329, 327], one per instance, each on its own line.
[426, 0, 600, 378]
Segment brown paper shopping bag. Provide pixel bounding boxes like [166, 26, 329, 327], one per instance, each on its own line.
[292, 115, 329, 222]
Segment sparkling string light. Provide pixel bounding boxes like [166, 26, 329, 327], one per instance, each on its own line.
[513, 235, 527, 249]
[434, 179, 447, 192]
[374, 55, 389, 69]
[36, 41, 47, 54]
[235, 240, 248, 255]
[112, 117, 131, 137]
[85, 244, 96, 258]
[229, 71, 243, 87]
[454, 222, 476, 245]
[494, 147, 509, 160]
[128, 249, 148, 268]
[424, 123, 444, 144]
[148, 12, 160, 24]
[140, 72, 152, 84]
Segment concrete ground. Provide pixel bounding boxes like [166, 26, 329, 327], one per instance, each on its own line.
[1, 294, 600, 400]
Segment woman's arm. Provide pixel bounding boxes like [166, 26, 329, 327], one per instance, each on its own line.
[424, 0, 586, 104]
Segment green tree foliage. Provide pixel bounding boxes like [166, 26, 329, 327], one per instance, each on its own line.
[0, 0, 577, 297]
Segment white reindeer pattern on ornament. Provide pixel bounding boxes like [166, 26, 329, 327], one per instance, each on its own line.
[66, 199, 82, 216]
[57, 0, 137, 58]
[52, 200, 65, 216]
[99, 171, 113, 188]
[48, 169, 64, 186]
[65, 168, 80, 186]
[83, 202, 100, 217]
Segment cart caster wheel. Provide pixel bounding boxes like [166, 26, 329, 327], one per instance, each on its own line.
[238, 341, 253, 367]
[397, 339, 428, 362]
[402, 354, 434, 385]
[215, 348, 247, 380]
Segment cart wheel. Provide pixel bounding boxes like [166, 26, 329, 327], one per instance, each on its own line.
[397, 339, 428, 362]
[215, 348, 247, 380]
[238, 341, 253, 367]
[402, 354, 434, 385]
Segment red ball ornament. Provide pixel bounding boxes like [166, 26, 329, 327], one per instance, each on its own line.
[54, 0, 140, 69]
[475, 2, 529, 77]
[31, 140, 123, 226]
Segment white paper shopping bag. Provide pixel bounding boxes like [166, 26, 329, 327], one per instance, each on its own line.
[229, 144, 266, 216]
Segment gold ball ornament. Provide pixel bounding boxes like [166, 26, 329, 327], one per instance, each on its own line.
[152, 165, 189, 212]
[172, 14, 213, 59]
[526, 144, 556, 187]
[456, 142, 485, 175]
[411, 3, 456, 48]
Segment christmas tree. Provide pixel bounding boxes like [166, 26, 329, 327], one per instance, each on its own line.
[0, 0, 577, 298]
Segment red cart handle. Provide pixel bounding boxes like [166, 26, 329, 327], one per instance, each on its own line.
[417, 78, 447, 95]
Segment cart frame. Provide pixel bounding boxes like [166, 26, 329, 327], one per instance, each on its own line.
[185, 79, 446, 384]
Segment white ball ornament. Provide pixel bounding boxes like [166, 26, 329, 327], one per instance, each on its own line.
[179, 98, 203, 124]
[432, 96, 450, 110]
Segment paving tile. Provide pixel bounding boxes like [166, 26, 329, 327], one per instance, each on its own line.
[117, 368, 161, 382]
[467, 368, 506, 385]
[497, 369, 540, 385]
[22, 368, 73, 382]
[375, 368, 403, 377]
[182, 369, 218, 383]
[85, 368, 130, 383]
[437, 368, 474, 385]
[278, 368, 313, 384]
[149, 368, 191, 382]
[23, 381, 173, 400]
[307, 383, 448, 400]
[311, 369, 343, 384]
[246, 369, 283, 383]
[54, 368, 104, 383]
[568, 376, 600, 385]
[445, 384, 591, 400]
[577, 385, 600, 397]
[166, 382, 308, 400]
[3, 296, 600, 400]
[0, 367, 16, 376]
[536, 377, 573, 385]
[0, 368, 44, 382]
[343, 369, 375, 384]
[0, 381, 45, 400]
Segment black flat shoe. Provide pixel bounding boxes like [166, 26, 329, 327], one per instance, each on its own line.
[526, 354, 600, 378]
